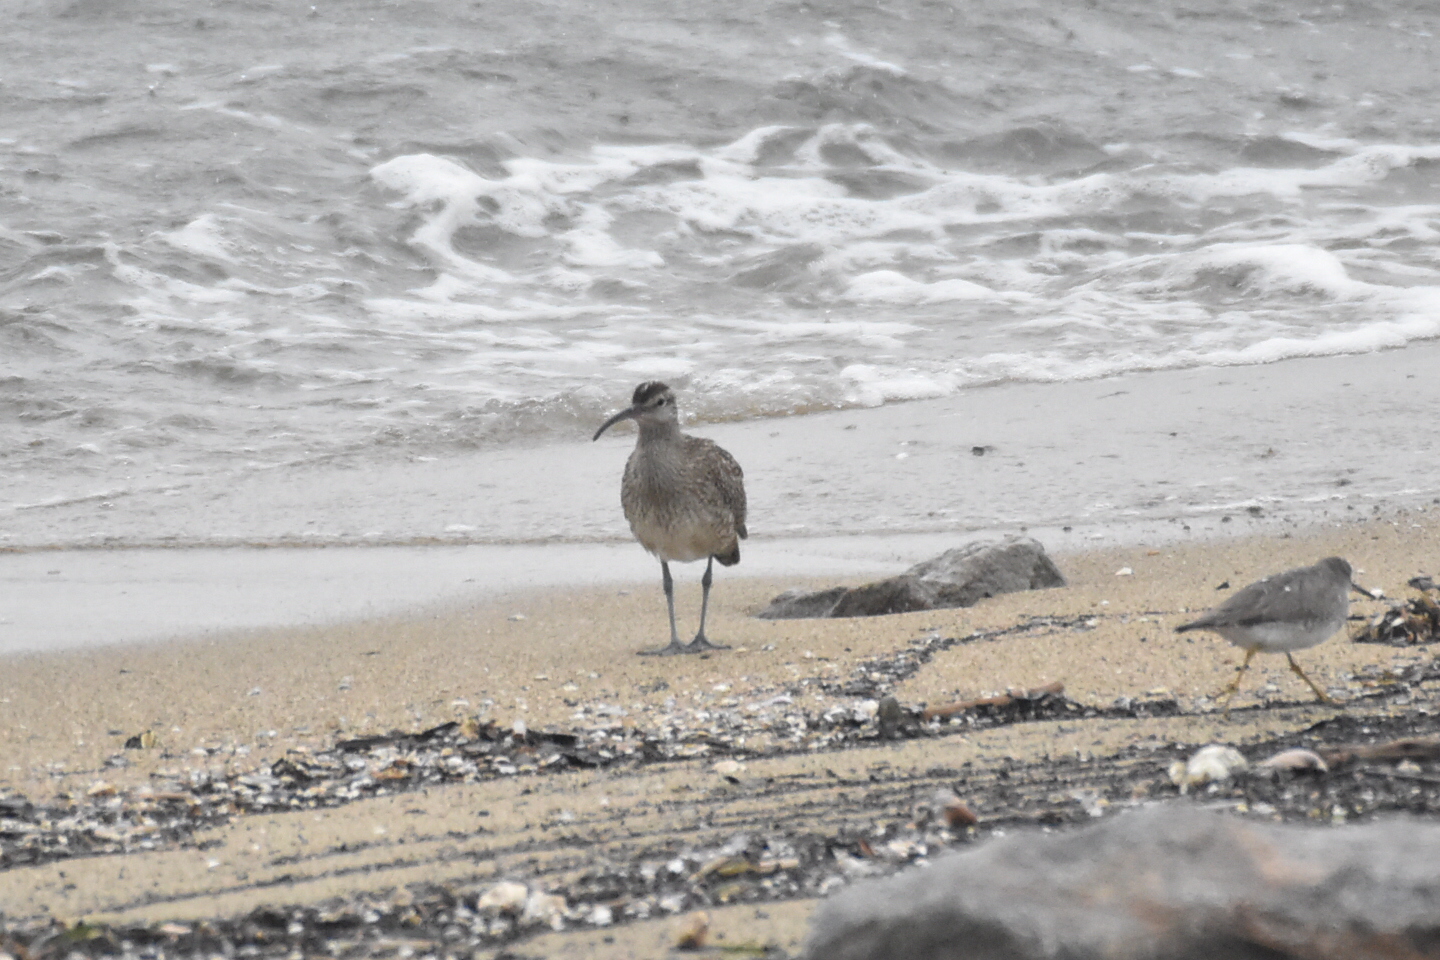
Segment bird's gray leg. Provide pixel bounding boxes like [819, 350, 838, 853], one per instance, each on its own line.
[687, 556, 729, 652]
[663, 561, 680, 645]
[640, 561, 690, 656]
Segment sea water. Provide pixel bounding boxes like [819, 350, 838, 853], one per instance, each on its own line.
[3, 0, 1440, 552]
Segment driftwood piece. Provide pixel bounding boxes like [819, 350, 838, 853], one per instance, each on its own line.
[1319, 734, 1440, 768]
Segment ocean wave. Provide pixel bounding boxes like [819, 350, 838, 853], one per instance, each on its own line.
[10, 0, 1440, 523]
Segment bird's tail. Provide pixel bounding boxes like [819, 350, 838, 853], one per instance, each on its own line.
[715, 544, 741, 567]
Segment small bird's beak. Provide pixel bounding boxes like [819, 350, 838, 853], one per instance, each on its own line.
[593, 406, 638, 441]
[1351, 579, 1383, 600]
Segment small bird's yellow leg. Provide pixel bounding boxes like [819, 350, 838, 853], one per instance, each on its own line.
[1216, 648, 1256, 715]
[1286, 653, 1341, 705]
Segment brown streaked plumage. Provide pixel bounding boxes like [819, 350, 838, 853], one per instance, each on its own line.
[1176, 556, 1371, 711]
[593, 381, 748, 655]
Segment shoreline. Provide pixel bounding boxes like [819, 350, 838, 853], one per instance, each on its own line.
[3, 343, 1440, 652]
[4, 342, 1439, 553]
[0, 520, 1302, 654]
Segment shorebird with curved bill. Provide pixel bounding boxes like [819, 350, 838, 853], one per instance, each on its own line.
[1176, 556, 1375, 712]
[593, 381, 747, 656]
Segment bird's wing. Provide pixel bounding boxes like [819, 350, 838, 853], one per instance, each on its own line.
[690, 436, 747, 538]
[1189, 565, 1334, 627]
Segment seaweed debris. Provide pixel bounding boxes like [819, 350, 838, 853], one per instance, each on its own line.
[1354, 578, 1440, 646]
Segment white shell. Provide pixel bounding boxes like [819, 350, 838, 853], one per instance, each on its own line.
[1257, 748, 1328, 773]
[1170, 744, 1249, 792]
[476, 880, 529, 913]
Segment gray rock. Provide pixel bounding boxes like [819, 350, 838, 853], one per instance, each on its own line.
[758, 536, 1065, 619]
[907, 537, 1066, 607]
[875, 695, 910, 739]
[829, 575, 936, 617]
[759, 586, 850, 619]
[803, 804, 1440, 960]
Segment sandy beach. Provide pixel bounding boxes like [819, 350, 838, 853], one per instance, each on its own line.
[2, 509, 1436, 956]
[10, 0, 1440, 954]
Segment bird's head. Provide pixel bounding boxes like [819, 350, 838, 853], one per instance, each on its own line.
[1323, 556, 1383, 599]
[593, 381, 679, 440]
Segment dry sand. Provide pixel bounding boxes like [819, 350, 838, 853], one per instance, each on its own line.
[1, 512, 1437, 956]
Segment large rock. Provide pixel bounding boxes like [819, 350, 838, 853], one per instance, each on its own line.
[803, 805, 1440, 960]
[759, 536, 1065, 619]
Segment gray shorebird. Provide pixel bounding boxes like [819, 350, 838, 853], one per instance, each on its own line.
[593, 381, 747, 656]
[1176, 556, 1372, 711]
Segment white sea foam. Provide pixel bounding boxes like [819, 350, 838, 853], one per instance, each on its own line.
[842, 270, 1006, 304]
[1224, 315, 1440, 363]
[111, 127, 1440, 422]
[561, 207, 665, 269]
[1163, 243, 1373, 299]
[95, 125, 1440, 415]
[841, 364, 956, 405]
[160, 214, 238, 263]
[358, 130, 1440, 404]
[620, 356, 697, 379]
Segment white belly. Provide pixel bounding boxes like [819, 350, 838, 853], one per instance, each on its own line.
[1216, 617, 1343, 653]
[629, 513, 724, 563]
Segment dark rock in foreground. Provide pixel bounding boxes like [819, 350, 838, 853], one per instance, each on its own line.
[803, 804, 1440, 960]
[759, 536, 1065, 619]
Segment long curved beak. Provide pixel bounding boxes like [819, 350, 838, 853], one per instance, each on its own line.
[592, 406, 638, 441]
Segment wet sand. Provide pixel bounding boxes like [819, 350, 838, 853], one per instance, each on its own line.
[1, 513, 1436, 956]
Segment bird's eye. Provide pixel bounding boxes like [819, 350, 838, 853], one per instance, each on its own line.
[655, 398, 667, 406]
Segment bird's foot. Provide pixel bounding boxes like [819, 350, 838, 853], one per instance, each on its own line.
[639, 640, 693, 656]
[686, 636, 730, 653]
